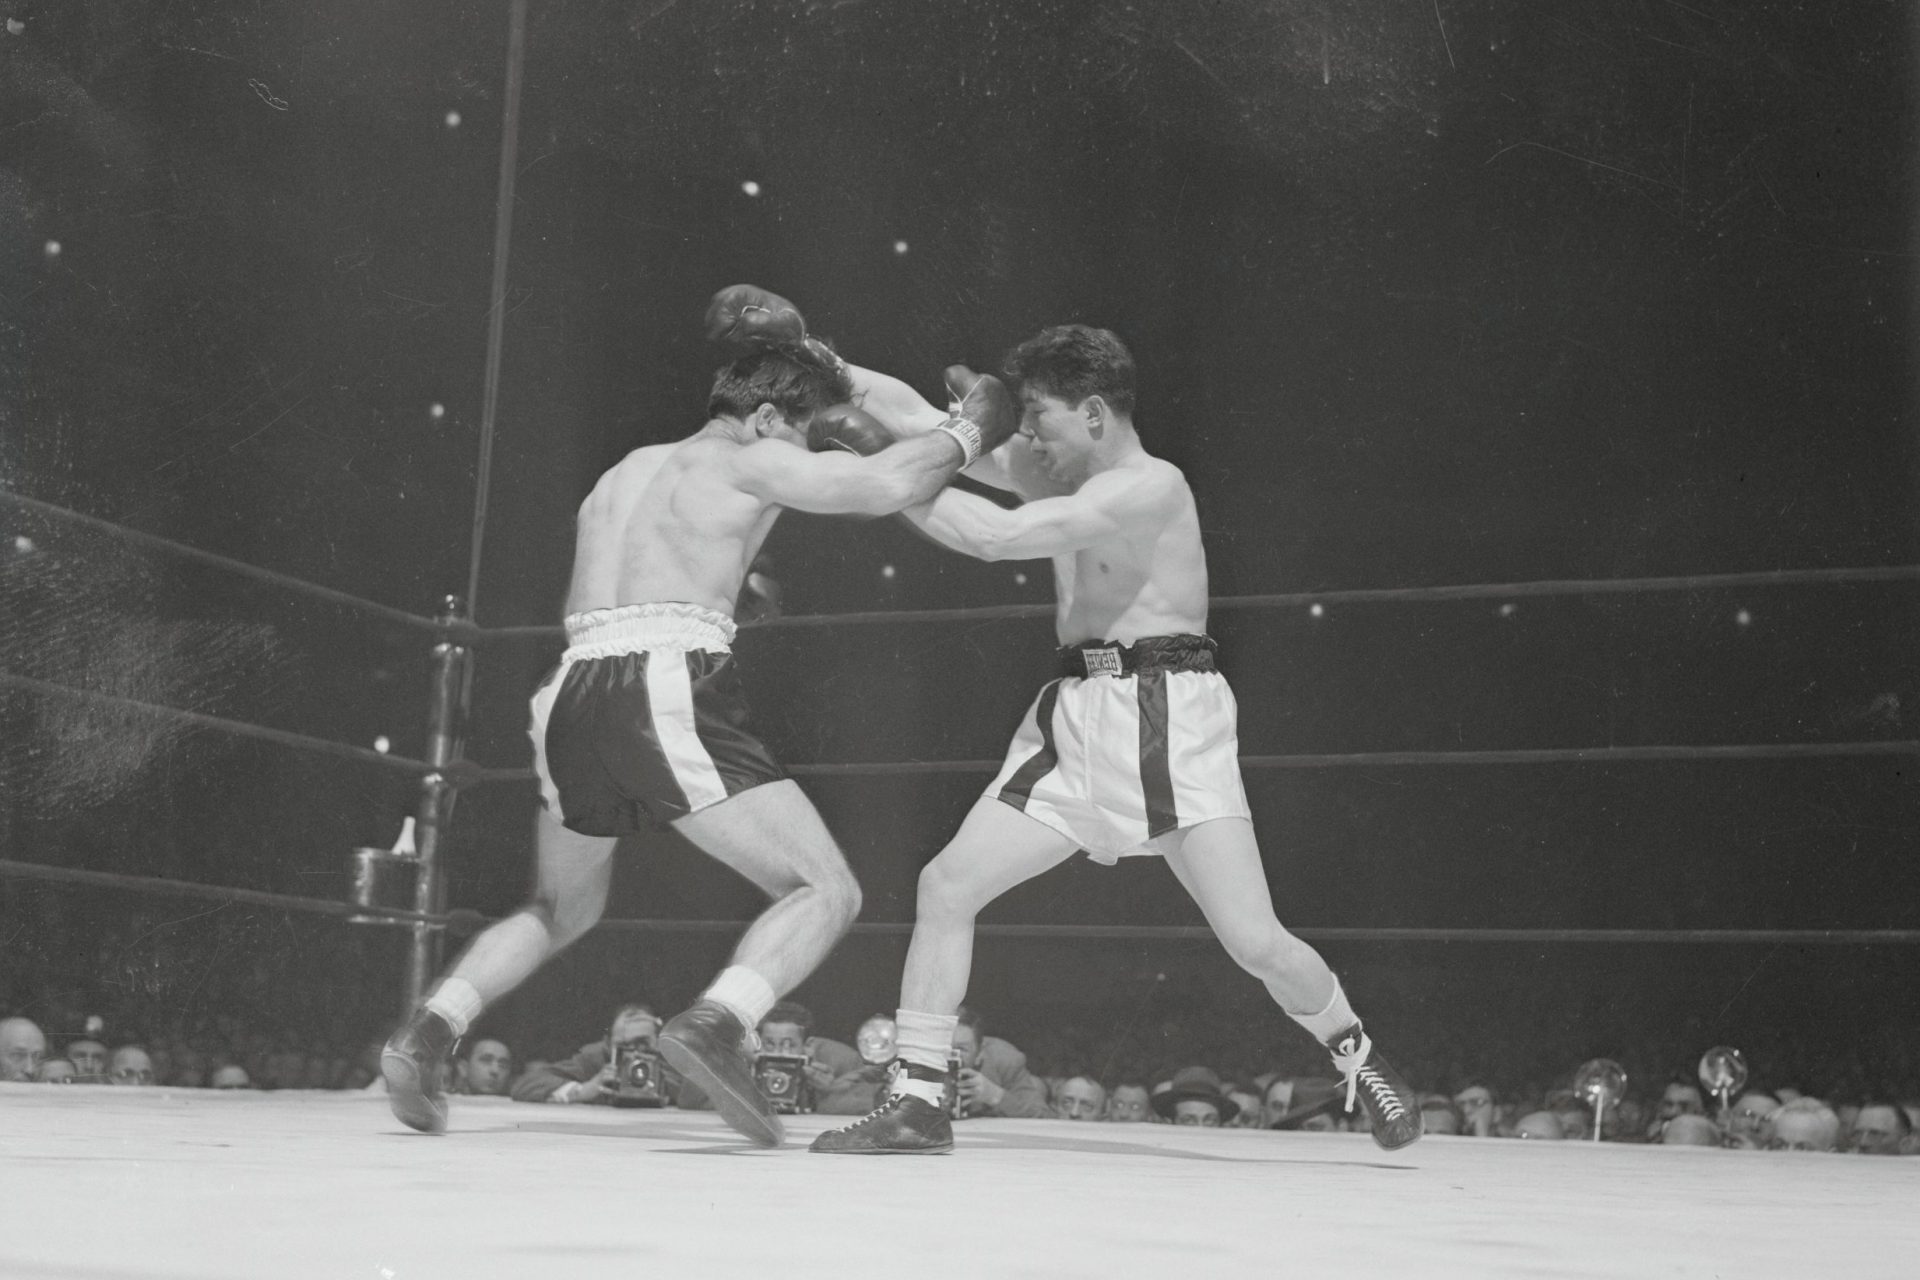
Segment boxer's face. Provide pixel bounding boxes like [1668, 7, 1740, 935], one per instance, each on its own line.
[1018, 389, 1097, 484]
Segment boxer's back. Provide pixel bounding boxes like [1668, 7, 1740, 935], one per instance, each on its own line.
[563, 435, 778, 617]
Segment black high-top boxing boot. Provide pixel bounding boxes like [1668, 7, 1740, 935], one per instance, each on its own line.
[381, 1007, 458, 1134]
[810, 1062, 955, 1154]
[658, 999, 784, 1148]
[1328, 1024, 1424, 1151]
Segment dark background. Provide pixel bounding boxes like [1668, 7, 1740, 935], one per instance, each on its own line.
[1, 0, 1914, 1094]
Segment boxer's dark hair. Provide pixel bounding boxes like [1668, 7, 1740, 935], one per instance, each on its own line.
[760, 1001, 813, 1035]
[708, 342, 852, 423]
[1003, 324, 1136, 416]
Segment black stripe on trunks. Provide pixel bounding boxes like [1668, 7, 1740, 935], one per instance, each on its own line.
[998, 679, 1064, 809]
[1135, 669, 1178, 838]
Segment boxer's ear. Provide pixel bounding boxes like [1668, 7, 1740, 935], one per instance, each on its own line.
[1083, 395, 1107, 439]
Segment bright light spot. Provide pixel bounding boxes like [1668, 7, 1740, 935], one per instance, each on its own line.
[428, 403, 446, 419]
[43, 240, 61, 258]
[373, 736, 391, 754]
[880, 564, 896, 580]
[892, 240, 910, 255]
[1308, 603, 1324, 618]
[5, 18, 26, 35]
[12, 535, 35, 554]
[1498, 603, 1516, 617]
[741, 180, 761, 197]
[1013, 572, 1028, 586]
[1735, 608, 1752, 627]
[444, 110, 461, 128]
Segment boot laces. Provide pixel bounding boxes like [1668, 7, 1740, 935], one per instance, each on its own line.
[1332, 1030, 1406, 1120]
[825, 1090, 911, 1135]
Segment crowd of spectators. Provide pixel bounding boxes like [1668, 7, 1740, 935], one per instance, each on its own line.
[5, 1002, 1915, 1156]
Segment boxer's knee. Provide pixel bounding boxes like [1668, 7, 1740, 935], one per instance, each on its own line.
[915, 854, 983, 918]
[534, 887, 604, 948]
[816, 864, 862, 932]
[1218, 919, 1299, 979]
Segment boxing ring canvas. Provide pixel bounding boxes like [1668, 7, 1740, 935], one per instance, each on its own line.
[5, 1084, 1918, 1280]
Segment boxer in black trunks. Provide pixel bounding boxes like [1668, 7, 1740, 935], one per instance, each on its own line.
[381, 291, 1017, 1145]
[813, 324, 1423, 1154]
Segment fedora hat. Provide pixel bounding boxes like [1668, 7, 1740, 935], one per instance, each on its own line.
[1151, 1065, 1240, 1122]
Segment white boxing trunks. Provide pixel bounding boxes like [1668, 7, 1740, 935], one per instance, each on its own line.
[985, 634, 1252, 863]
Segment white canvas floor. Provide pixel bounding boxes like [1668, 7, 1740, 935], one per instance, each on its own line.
[3, 1083, 1916, 1280]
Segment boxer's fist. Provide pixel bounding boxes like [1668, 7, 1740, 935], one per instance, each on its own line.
[807, 403, 893, 456]
[705, 284, 808, 347]
[935, 365, 1019, 464]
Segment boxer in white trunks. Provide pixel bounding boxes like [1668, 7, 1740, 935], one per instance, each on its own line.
[381, 289, 1017, 1145]
[813, 324, 1423, 1153]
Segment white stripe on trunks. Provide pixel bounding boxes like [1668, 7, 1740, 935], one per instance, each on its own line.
[645, 652, 728, 812]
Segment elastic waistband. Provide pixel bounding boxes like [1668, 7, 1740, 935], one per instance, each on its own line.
[562, 603, 736, 660]
[1058, 634, 1218, 679]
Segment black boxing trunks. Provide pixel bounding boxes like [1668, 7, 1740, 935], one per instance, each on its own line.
[985, 634, 1251, 863]
[527, 603, 785, 836]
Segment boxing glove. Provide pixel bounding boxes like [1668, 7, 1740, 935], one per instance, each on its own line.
[934, 365, 1019, 465]
[807, 404, 894, 456]
[705, 284, 808, 347]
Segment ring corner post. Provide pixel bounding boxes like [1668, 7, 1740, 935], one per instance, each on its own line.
[403, 594, 475, 1018]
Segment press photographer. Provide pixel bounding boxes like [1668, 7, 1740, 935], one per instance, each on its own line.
[512, 1004, 676, 1106]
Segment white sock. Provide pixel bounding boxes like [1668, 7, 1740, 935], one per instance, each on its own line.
[425, 978, 483, 1038]
[894, 1008, 958, 1073]
[1288, 976, 1359, 1047]
[702, 966, 777, 1030]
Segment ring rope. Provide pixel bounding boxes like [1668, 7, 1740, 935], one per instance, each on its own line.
[2, 858, 1915, 945]
[0, 669, 431, 775]
[0, 489, 445, 634]
[9, 667, 1911, 784]
[471, 562, 1920, 641]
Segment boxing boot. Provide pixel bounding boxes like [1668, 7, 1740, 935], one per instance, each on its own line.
[382, 1007, 457, 1135]
[810, 1063, 954, 1154]
[1328, 1024, 1424, 1151]
[658, 999, 784, 1148]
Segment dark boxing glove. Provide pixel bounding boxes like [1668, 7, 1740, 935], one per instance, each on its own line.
[705, 284, 808, 348]
[807, 404, 894, 456]
[933, 365, 1019, 466]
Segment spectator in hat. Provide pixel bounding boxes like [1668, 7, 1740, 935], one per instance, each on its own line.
[1152, 1066, 1238, 1127]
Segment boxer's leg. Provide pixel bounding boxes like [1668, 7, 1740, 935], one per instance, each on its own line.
[1160, 816, 1336, 1014]
[672, 779, 862, 996]
[1166, 816, 1422, 1150]
[439, 809, 616, 1006]
[900, 797, 1079, 1017]
[812, 798, 1075, 1154]
[383, 811, 614, 1134]
[661, 779, 861, 1146]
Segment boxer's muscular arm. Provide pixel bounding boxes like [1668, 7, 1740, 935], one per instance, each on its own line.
[900, 465, 1174, 562]
[729, 435, 965, 517]
[843, 362, 1042, 496]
